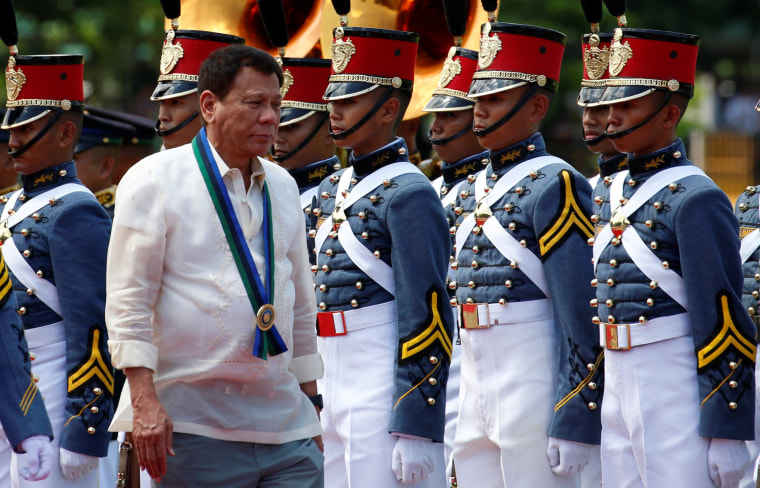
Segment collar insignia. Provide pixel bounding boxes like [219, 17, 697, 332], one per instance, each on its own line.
[438, 47, 462, 88]
[584, 34, 610, 80]
[454, 162, 477, 178]
[478, 22, 502, 69]
[5, 56, 26, 101]
[159, 30, 184, 75]
[500, 148, 522, 164]
[644, 154, 665, 171]
[609, 28, 633, 77]
[307, 164, 329, 182]
[331, 27, 356, 74]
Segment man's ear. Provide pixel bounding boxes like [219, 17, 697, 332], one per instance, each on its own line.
[59, 120, 78, 149]
[379, 97, 400, 124]
[527, 93, 549, 122]
[199, 90, 217, 124]
[100, 155, 116, 179]
[662, 103, 682, 129]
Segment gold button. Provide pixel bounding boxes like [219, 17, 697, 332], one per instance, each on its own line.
[428, 378, 437, 386]
[93, 387, 103, 395]
[90, 406, 99, 414]
[87, 427, 96, 434]
[427, 398, 436, 406]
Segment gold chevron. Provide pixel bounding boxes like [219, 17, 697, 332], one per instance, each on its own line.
[401, 291, 453, 361]
[0, 252, 13, 305]
[555, 351, 603, 412]
[67, 329, 115, 394]
[538, 170, 595, 256]
[19, 377, 38, 416]
[697, 293, 756, 369]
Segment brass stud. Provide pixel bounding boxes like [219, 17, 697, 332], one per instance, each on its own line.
[321, 192, 330, 200]
[18, 307, 26, 315]
[59, 169, 68, 177]
[510, 260, 519, 269]
[590, 298, 598, 307]
[590, 279, 598, 287]
[319, 284, 328, 292]
[586, 363, 595, 371]
[729, 380, 738, 389]
[350, 299, 359, 308]
[607, 315, 615, 324]
[588, 382, 597, 390]
[356, 281, 364, 290]
[93, 387, 102, 395]
[592, 316, 601, 325]
[429, 356, 439, 365]
[427, 398, 436, 406]
[590, 214, 599, 223]
[90, 406, 99, 414]
[729, 402, 738, 410]
[587, 237, 595, 246]
[428, 378, 437, 386]
[588, 402, 597, 410]
[607, 278, 615, 286]
[594, 196, 604, 205]
[318, 302, 327, 311]
[468, 281, 476, 289]
[505, 280, 513, 289]
[87, 427, 96, 435]
[638, 315, 647, 324]
[373, 250, 381, 259]
[605, 299, 614, 307]
[647, 298, 655, 307]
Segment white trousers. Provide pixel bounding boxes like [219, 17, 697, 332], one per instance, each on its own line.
[0, 327, 99, 488]
[601, 335, 712, 488]
[739, 350, 760, 488]
[444, 341, 461, 481]
[318, 323, 446, 488]
[453, 318, 579, 488]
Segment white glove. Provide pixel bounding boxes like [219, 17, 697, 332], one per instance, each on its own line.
[59, 447, 99, 480]
[546, 437, 592, 476]
[17, 435, 53, 481]
[391, 436, 437, 484]
[708, 438, 751, 488]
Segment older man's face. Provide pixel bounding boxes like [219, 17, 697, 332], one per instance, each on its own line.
[205, 67, 281, 160]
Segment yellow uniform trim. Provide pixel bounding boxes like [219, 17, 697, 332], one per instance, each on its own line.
[555, 351, 604, 412]
[697, 294, 756, 369]
[0, 253, 13, 304]
[393, 361, 441, 410]
[538, 171, 595, 256]
[701, 359, 739, 409]
[400, 291, 453, 361]
[67, 329, 115, 394]
[19, 377, 38, 416]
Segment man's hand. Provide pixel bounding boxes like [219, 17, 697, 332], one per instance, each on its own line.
[17, 435, 53, 481]
[708, 438, 751, 488]
[546, 437, 593, 476]
[391, 435, 437, 484]
[59, 448, 98, 480]
[126, 367, 174, 482]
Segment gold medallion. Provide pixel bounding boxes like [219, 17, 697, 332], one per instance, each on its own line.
[332, 201, 347, 231]
[438, 47, 462, 88]
[281, 69, 294, 98]
[159, 30, 184, 75]
[0, 220, 11, 245]
[256, 304, 276, 331]
[478, 23, 502, 69]
[609, 28, 633, 77]
[609, 206, 630, 238]
[5, 57, 26, 101]
[583, 34, 610, 80]
[331, 27, 356, 74]
[474, 196, 493, 226]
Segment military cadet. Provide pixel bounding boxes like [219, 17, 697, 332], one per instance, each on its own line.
[451, 21, 602, 487]
[83, 106, 157, 184]
[592, 28, 756, 487]
[272, 57, 339, 260]
[0, 248, 56, 485]
[74, 112, 135, 220]
[313, 25, 454, 487]
[152, 0, 244, 149]
[420, 45, 485, 486]
[0, 109, 20, 195]
[0, 42, 115, 487]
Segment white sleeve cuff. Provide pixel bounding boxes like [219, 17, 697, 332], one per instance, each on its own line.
[107, 339, 158, 371]
[289, 353, 324, 384]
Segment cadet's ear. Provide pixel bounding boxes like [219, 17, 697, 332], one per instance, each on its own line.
[199, 90, 218, 125]
[662, 103, 681, 129]
[100, 155, 116, 179]
[527, 93, 550, 122]
[59, 120, 78, 149]
[379, 97, 400, 124]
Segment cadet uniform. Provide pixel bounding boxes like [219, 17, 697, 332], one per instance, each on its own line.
[734, 185, 760, 488]
[314, 26, 454, 487]
[451, 22, 602, 488]
[421, 45, 487, 482]
[0, 54, 115, 488]
[0, 249, 54, 487]
[593, 29, 756, 487]
[275, 57, 339, 263]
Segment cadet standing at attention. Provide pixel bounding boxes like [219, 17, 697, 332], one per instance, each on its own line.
[0, 3, 115, 485]
[593, 27, 756, 487]
[451, 14, 602, 488]
[151, 0, 243, 149]
[312, 12, 454, 487]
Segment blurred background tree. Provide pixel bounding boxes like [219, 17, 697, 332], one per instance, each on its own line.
[3, 0, 760, 193]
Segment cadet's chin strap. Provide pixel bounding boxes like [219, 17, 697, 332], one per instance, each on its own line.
[583, 128, 607, 147]
[472, 84, 539, 138]
[428, 125, 470, 147]
[329, 87, 395, 141]
[604, 91, 673, 140]
[8, 110, 64, 159]
[155, 111, 199, 138]
[272, 113, 330, 163]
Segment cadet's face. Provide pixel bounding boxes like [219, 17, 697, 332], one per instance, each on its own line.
[430, 110, 476, 163]
[158, 93, 202, 149]
[8, 114, 63, 176]
[473, 86, 534, 152]
[606, 93, 671, 156]
[582, 105, 618, 157]
[207, 67, 281, 161]
[273, 115, 328, 170]
[328, 90, 386, 157]
[0, 142, 11, 171]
